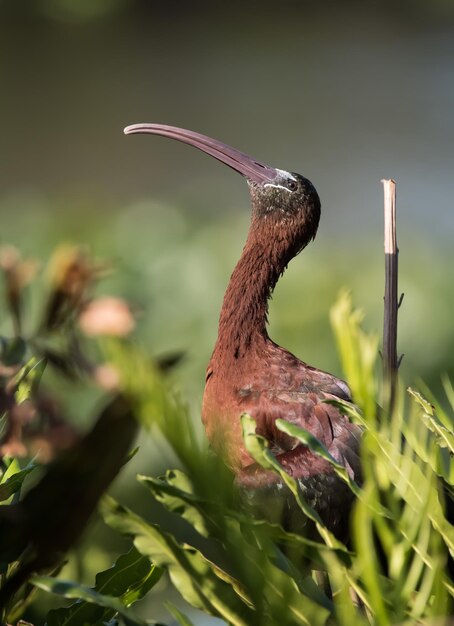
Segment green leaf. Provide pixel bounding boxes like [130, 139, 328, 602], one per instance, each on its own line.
[408, 387, 454, 455]
[32, 576, 149, 626]
[125, 446, 140, 464]
[365, 426, 454, 561]
[405, 386, 454, 485]
[274, 418, 389, 520]
[0, 456, 21, 482]
[240, 414, 349, 556]
[14, 357, 47, 404]
[0, 460, 37, 503]
[275, 419, 360, 495]
[95, 547, 162, 606]
[260, 561, 330, 626]
[44, 546, 162, 626]
[352, 484, 389, 626]
[140, 468, 343, 568]
[407, 388, 436, 416]
[141, 468, 339, 622]
[138, 471, 211, 537]
[165, 602, 196, 626]
[329, 290, 379, 419]
[101, 493, 332, 626]
[100, 496, 256, 626]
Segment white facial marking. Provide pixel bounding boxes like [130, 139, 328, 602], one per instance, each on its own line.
[263, 183, 292, 193]
[276, 168, 296, 181]
[263, 168, 296, 192]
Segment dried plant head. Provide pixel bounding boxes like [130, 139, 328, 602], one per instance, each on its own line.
[43, 244, 108, 332]
[0, 245, 39, 335]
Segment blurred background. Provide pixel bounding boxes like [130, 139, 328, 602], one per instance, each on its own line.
[1, 0, 454, 622]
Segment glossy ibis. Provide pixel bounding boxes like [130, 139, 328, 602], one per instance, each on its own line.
[124, 124, 361, 537]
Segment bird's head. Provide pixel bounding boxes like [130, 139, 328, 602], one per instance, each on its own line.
[124, 123, 321, 246]
[247, 169, 320, 245]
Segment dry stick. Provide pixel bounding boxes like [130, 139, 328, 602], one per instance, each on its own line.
[382, 179, 399, 412]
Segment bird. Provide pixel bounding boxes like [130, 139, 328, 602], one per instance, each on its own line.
[124, 123, 362, 538]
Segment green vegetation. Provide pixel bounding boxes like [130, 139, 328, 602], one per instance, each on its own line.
[0, 238, 452, 625]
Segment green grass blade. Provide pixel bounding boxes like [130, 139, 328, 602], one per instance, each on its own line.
[329, 290, 379, 419]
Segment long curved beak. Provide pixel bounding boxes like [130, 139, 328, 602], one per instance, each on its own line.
[123, 123, 278, 184]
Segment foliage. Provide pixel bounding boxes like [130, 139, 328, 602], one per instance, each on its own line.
[0, 247, 155, 624]
[33, 547, 162, 626]
[0, 247, 453, 625]
[90, 291, 452, 626]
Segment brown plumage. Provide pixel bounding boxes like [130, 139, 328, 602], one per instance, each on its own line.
[124, 124, 361, 537]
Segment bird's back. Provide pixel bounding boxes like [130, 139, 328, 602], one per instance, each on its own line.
[202, 344, 361, 537]
[203, 343, 361, 473]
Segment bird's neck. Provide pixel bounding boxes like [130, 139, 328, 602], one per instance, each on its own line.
[213, 220, 293, 366]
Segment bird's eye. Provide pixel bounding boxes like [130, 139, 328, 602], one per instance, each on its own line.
[287, 180, 297, 191]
